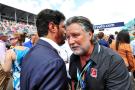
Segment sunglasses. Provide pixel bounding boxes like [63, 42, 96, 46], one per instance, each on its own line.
[9, 37, 18, 41]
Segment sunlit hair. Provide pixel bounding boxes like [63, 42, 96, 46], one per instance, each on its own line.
[65, 16, 94, 33]
[9, 33, 26, 46]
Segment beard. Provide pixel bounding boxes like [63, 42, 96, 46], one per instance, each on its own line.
[71, 43, 90, 56]
[59, 39, 65, 46]
[58, 33, 66, 46]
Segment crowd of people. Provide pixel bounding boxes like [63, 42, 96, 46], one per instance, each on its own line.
[0, 19, 36, 34]
[0, 8, 135, 90]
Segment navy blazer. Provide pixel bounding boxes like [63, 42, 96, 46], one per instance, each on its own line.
[21, 39, 68, 90]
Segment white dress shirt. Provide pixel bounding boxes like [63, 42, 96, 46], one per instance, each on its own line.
[40, 37, 64, 58]
[40, 38, 72, 78]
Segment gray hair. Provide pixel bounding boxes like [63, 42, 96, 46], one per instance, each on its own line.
[65, 16, 94, 33]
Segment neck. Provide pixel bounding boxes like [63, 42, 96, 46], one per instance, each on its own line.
[80, 44, 94, 67]
[31, 40, 35, 45]
[45, 33, 57, 43]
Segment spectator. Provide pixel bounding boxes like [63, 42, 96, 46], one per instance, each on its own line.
[21, 9, 68, 90]
[23, 31, 39, 48]
[97, 32, 109, 47]
[0, 33, 29, 90]
[108, 34, 114, 45]
[0, 32, 8, 63]
[110, 30, 135, 71]
[0, 32, 11, 90]
[65, 16, 132, 90]
[114, 31, 119, 40]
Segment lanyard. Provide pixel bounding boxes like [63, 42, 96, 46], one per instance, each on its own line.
[76, 60, 93, 90]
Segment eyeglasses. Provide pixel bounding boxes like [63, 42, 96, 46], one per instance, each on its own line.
[9, 37, 18, 41]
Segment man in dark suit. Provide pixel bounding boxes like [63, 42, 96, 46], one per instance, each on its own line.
[20, 9, 68, 90]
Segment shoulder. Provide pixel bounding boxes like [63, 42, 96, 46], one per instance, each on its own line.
[14, 46, 29, 51]
[22, 53, 65, 75]
[70, 54, 79, 63]
[22, 44, 63, 68]
[121, 43, 132, 51]
[6, 49, 16, 60]
[100, 45, 116, 56]
[23, 41, 32, 47]
[24, 40, 31, 44]
[100, 46, 124, 64]
[101, 47, 127, 74]
[106, 50, 126, 71]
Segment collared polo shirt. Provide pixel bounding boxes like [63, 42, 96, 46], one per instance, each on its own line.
[69, 42, 132, 90]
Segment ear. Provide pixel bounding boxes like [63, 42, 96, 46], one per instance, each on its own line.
[88, 31, 93, 40]
[48, 22, 57, 33]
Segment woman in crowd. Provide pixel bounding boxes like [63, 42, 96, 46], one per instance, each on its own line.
[108, 34, 114, 45]
[0, 33, 29, 90]
[110, 30, 135, 71]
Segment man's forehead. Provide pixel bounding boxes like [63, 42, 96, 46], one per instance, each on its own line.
[66, 23, 83, 30]
[59, 21, 65, 28]
[60, 21, 65, 25]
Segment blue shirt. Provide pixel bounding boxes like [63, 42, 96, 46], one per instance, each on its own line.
[23, 40, 33, 48]
[98, 39, 109, 47]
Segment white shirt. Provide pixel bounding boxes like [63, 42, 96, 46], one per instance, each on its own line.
[40, 37, 64, 59]
[24, 37, 30, 43]
[0, 40, 6, 64]
[60, 40, 72, 62]
[40, 38, 72, 78]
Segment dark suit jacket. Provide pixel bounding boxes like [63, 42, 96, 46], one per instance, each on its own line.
[21, 39, 68, 90]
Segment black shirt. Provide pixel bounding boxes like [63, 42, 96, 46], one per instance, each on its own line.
[69, 43, 132, 90]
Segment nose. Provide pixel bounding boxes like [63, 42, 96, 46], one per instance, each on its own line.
[68, 36, 75, 45]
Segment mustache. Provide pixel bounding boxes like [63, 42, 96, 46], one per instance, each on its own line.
[70, 45, 79, 49]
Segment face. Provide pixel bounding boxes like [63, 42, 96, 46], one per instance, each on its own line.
[66, 23, 92, 55]
[9, 37, 18, 46]
[31, 33, 39, 44]
[56, 21, 66, 45]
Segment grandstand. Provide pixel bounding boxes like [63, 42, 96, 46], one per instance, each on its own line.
[0, 3, 36, 34]
[0, 3, 36, 24]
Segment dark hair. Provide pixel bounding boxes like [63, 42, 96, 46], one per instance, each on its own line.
[115, 31, 119, 35]
[98, 32, 104, 39]
[20, 33, 26, 43]
[36, 9, 65, 37]
[108, 34, 114, 44]
[116, 30, 130, 50]
[65, 16, 94, 33]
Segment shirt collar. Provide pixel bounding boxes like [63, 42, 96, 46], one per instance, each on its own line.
[40, 37, 61, 54]
[71, 42, 101, 65]
[90, 42, 101, 64]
